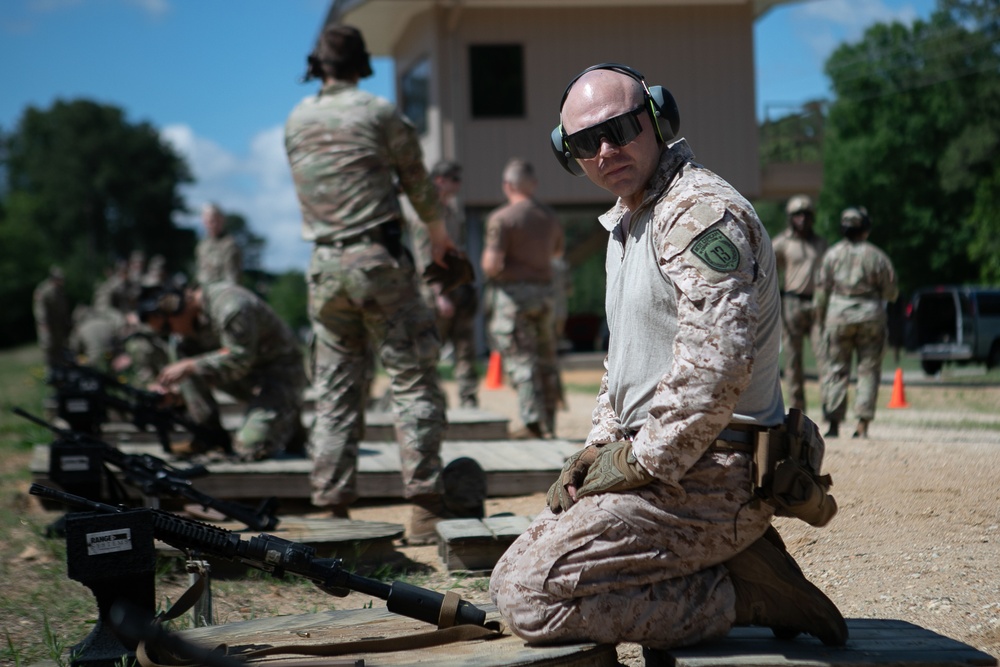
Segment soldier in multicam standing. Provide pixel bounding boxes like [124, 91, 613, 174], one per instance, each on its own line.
[33, 266, 72, 373]
[404, 160, 481, 409]
[481, 158, 564, 439]
[284, 24, 457, 542]
[195, 202, 243, 286]
[772, 194, 827, 412]
[490, 64, 847, 654]
[814, 207, 898, 439]
[140, 282, 308, 462]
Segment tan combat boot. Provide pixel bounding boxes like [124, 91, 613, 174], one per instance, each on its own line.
[406, 494, 451, 546]
[725, 532, 849, 646]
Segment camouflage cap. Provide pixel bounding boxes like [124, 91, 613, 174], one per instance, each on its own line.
[840, 207, 870, 229]
[786, 194, 814, 216]
[422, 248, 475, 293]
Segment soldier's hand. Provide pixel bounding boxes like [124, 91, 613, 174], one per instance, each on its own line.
[575, 441, 654, 499]
[425, 219, 457, 267]
[546, 444, 602, 513]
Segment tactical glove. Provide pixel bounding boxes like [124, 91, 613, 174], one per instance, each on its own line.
[575, 441, 654, 499]
[546, 444, 602, 513]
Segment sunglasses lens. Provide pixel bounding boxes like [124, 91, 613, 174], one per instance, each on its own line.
[565, 106, 643, 159]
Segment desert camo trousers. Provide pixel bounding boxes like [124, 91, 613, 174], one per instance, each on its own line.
[821, 319, 887, 423]
[490, 453, 773, 649]
[781, 294, 822, 412]
[486, 282, 560, 433]
[307, 241, 447, 508]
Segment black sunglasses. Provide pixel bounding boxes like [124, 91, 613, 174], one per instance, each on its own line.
[563, 104, 646, 159]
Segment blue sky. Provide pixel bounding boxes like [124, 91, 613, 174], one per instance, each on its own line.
[0, 0, 935, 273]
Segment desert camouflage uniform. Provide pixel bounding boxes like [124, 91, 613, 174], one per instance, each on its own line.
[815, 239, 898, 424]
[490, 139, 784, 649]
[772, 228, 827, 411]
[484, 199, 564, 434]
[196, 234, 243, 285]
[174, 282, 307, 461]
[33, 276, 72, 370]
[405, 198, 480, 407]
[285, 81, 447, 507]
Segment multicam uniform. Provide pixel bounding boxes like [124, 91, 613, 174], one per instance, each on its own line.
[285, 81, 447, 507]
[33, 276, 72, 370]
[174, 282, 307, 461]
[195, 234, 243, 285]
[814, 239, 898, 425]
[483, 198, 564, 435]
[772, 228, 827, 411]
[490, 140, 785, 649]
[68, 307, 127, 372]
[405, 198, 480, 408]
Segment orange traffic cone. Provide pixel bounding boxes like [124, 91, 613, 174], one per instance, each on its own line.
[887, 367, 909, 408]
[485, 351, 504, 390]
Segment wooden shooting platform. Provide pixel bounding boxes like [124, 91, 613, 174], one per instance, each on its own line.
[29, 438, 581, 502]
[436, 515, 533, 573]
[173, 605, 618, 667]
[664, 619, 998, 666]
[166, 610, 998, 667]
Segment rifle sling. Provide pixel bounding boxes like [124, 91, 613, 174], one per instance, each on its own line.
[137, 576, 505, 667]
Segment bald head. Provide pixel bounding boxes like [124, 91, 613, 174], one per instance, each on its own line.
[557, 66, 662, 210]
[561, 69, 645, 134]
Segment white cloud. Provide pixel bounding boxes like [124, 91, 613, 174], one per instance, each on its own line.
[792, 0, 924, 59]
[161, 123, 309, 274]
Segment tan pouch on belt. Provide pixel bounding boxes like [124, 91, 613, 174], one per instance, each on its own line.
[754, 408, 838, 527]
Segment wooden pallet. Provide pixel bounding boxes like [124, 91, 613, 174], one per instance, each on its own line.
[436, 515, 532, 573]
[31, 439, 580, 501]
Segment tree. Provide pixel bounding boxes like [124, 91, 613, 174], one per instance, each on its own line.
[820, 3, 1000, 294]
[1, 99, 196, 346]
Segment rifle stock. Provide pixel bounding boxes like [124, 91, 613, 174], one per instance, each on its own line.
[30, 484, 488, 628]
[16, 407, 279, 531]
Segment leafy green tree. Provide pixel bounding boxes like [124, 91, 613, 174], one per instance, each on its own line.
[266, 270, 309, 341]
[820, 3, 1000, 294]
[1, 99, 196, 346]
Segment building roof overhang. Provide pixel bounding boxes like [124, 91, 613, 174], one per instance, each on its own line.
[327, 0, 798, 55]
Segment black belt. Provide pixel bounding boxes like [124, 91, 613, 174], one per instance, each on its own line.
[317, 219, 402, 249]
[781, 291, 813, 300]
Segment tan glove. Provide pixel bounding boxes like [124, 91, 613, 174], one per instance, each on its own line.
[546, 444, 602, 513]
[575, 441, 654, 499]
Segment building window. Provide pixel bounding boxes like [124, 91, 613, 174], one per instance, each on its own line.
[401, 57, 430, 135]
[469, 44, 525, 118]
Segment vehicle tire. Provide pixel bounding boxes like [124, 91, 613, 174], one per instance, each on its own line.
[921, 359, 943, 376]
[987, 341, 1000, 371]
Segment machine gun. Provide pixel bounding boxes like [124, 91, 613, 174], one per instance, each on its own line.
[31, 484, 488, 628]
[47, 361, 232, 454]
[17, 407, 279, 531]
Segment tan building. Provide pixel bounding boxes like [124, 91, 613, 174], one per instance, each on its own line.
[327, 0, 815, 208]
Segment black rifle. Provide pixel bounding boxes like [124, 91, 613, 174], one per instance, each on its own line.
[17, 407, 278, 531]
[30, 484, 488, 629]
[47, 361, 232, 454]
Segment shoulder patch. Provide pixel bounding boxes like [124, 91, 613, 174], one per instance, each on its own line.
[691, 228, 740, 272]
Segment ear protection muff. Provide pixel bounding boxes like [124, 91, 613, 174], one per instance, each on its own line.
[549, 63, 680, 176]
